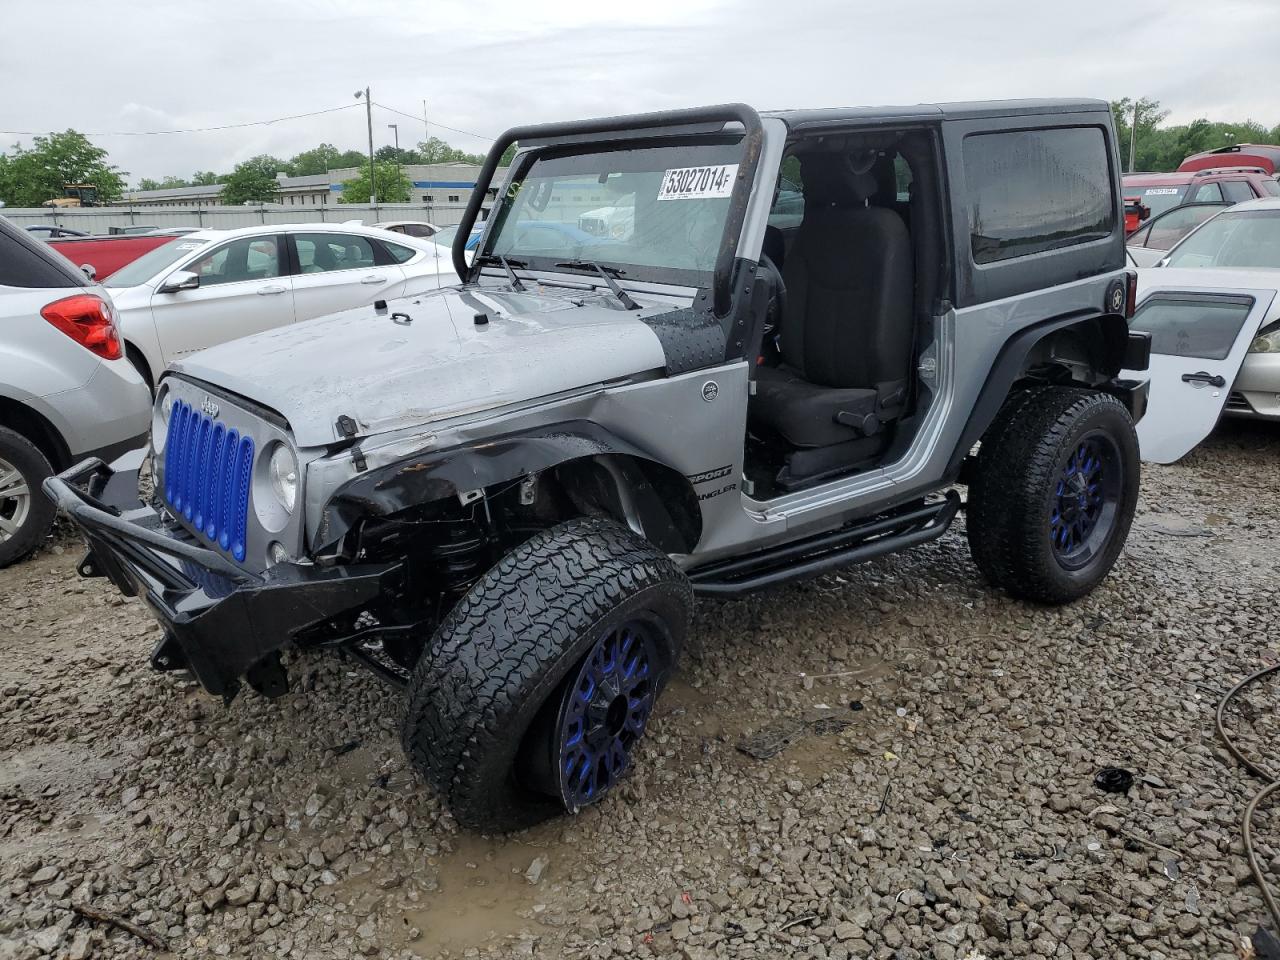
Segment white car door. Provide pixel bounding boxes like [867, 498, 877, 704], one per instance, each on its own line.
[287, 232, 405, 324]
[1123, 286, 1275, 463]
[149, 234, 292, 365]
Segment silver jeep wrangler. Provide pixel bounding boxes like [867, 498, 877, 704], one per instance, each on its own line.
[47, 100, 1151, 830]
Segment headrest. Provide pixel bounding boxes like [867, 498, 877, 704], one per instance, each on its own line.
[799, 153, 877, 206]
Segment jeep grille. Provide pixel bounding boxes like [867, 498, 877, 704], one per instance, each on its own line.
[163, 399, 254, 562]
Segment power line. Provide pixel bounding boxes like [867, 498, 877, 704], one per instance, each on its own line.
[372, 102, 495, 142]
[0, 103, 363, 138]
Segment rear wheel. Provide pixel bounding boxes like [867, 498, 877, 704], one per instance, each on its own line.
[402, 517, 691, 831]
[0, 427, 56, 569]
[967, 387, 1139, 604]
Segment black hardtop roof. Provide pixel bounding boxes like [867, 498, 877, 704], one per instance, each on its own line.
[765, 98, 1111, 130]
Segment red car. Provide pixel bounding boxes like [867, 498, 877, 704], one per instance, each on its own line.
[46, 233, 180, 281]
[1179, 143, 1280, 175]
[1122, 167, 1280, 221]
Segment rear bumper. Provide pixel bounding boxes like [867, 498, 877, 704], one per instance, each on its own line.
[43, 458, 394, 702]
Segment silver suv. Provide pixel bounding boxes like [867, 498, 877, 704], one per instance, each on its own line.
[0, 217, 150, 567]
[47, 101, 1152, 830]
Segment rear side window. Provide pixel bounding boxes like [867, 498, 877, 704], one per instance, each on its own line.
[1190, 181, 1224, 203]
[1130, 295, 1253, 360]
[0, 219, 87, 289]
[381, 240, 417, 263]
[1220, 180, 1255, 203]
[295, 233, 376, 273]
[963, 127, 1115, 264]
[1263, 179, 1280, 197]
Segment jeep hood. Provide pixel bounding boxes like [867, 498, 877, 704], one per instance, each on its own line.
[169, 286, 669, 446]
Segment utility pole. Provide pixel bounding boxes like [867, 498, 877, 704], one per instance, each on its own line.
[388, 124, 400, 202]
[423, 100, 429, 146]
[354, 87, 376, 205]
[1128, 100, 1138, 173]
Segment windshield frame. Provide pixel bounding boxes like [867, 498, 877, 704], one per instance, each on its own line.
[478, 134, 748, 291]
[1163, 208, 1280, 269]
[450, 104, 764, 318]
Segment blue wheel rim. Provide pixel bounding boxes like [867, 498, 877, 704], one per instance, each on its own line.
[555, 620, 656, 811]
[1049, 432, 1121, 570]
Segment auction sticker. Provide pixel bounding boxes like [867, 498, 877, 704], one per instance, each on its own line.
[1143, 188, 1181, 195]
[658, 164, 738, 201]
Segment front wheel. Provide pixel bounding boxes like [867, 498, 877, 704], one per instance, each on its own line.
[966, 387, 1139, 605]
[402, 517, 691, 832]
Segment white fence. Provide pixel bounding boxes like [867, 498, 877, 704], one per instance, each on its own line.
[0, 202, 472, 233]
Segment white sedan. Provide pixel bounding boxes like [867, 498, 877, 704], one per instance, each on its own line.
[104, 223, 458, 389]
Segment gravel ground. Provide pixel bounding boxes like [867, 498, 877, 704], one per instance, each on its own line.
[2, 420, 1278, 960]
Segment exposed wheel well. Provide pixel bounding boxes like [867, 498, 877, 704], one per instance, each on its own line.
[948, 312, 1132, 480]
[1015, 314, 1128, 387]
[550, 454, 702, 556]
[0, 396, 70, 471]
[124, 342, 154, 393]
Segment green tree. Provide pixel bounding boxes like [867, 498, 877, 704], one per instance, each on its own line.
[375, 144, 418, 165]
[221, 155, 284, 205]
[334, 149, 369, 169]
[338, 161, 411, 203]
[415, 136, 487, 165]
[286, 143, 345, 176]
[1111, 98, 1169, 172]
[190, 170, 221, 186]
[0, 130, 125, 206]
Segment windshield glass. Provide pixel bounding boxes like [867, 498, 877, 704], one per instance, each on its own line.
[484, 138, 744, 284]
[1163, 210, 1280, 268]
[104, 236, 207, 288]
[1130, 184, 1188, 217]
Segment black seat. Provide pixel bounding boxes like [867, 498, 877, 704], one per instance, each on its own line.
[750, 152, 914, 453]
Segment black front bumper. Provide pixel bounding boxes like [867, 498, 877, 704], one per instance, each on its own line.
[44, 458, 396, 702]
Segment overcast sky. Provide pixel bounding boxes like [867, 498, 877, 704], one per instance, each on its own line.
[5, 0, 1277, 182]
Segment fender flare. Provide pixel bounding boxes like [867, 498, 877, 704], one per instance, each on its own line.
[945, 310, 1131, 477]
[315, 419, 702, 555]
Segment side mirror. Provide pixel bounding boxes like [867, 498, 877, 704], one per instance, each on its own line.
[158, 270, 200, 293]
[1140, 206, 1152, 222]
[80, 263, 97, 281]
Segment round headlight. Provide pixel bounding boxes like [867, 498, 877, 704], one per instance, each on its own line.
[160, 391, 173, 422]
[268, 444, 298, 513]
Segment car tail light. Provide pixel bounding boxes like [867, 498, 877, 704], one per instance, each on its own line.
[1124, 269, 1138, 319]
[41, 294, 122, 360]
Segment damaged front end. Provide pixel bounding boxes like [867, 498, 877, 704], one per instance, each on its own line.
[44, 458, 398, 702]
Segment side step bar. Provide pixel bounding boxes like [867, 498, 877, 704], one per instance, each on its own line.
[689, 491, 961, 597]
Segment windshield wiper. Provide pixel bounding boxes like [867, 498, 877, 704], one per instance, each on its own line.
[476, 253, 527, 291]
[554, 260, 639, 310]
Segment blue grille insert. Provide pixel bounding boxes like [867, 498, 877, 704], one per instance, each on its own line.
[162, 400, 254, 563]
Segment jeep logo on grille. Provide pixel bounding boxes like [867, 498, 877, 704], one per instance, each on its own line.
[200, 396, 220, 418]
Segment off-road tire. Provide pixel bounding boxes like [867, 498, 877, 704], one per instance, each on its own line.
[402, 517, 692, 832]
[966, 387, 1139, 604]
[0, 427, 56, 569]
